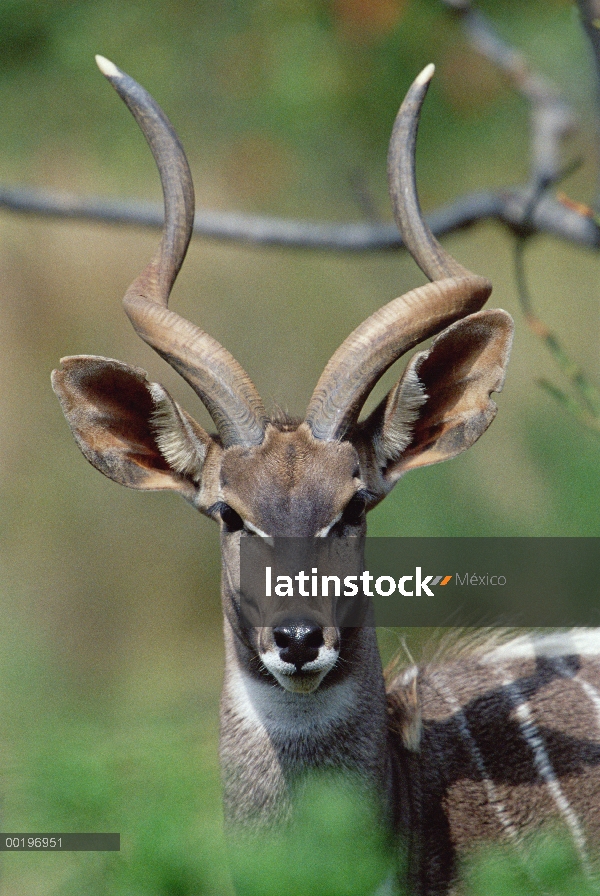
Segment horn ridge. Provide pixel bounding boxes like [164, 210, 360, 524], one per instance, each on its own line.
[95, 55, 193, 301]
[305, 66, 491, 442]
[387, 63, 470, 282]
[96, 56, 267, 447]
[305, 277, 490, 441]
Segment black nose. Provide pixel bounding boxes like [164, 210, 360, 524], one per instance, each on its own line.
[273, 620, 324, 669]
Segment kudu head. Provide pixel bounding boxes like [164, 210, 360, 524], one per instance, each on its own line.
[53, 59, 513, 695]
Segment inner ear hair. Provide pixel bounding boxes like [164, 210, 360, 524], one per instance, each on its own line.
[149, 382, 212, 481]
[362, 309, 513, 482]
[378, 363, 428, 465]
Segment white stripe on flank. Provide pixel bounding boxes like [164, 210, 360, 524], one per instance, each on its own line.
[503, 676, 591, 874]
[482, 630, 600, 664]
[552, 656, 600, 737]
[577, 678, 600, 734]
[431, 672, 521, 846]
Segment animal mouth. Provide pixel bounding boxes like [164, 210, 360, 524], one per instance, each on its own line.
[276, 669, 326, 694]
[259, 648, 338, 694]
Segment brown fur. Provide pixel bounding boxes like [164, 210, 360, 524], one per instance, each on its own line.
[387, 635, 600, 893]
[50, 61, 527, 896]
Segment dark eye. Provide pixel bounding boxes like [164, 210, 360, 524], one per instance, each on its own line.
[341, 494, 366, 527]
[219, 503, 244, 533]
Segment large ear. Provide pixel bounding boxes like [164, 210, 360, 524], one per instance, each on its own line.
[52, 356, 216, 503]
[363, 309, 514, 488]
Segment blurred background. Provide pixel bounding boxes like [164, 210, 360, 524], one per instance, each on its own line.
[0, 0, 597, 892]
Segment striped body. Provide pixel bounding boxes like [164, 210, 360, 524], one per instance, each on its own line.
[389, 630, 600, 893]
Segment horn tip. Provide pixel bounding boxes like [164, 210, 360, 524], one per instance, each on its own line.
[415, 63, 435, 87]
[95, 55, 121, 80]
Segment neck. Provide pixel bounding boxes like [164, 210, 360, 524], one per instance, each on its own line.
[219, 610, 393, 831]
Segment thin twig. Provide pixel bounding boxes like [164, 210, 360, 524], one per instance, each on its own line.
[517, 242, 600, 426]
[513, 174, 600, 431]
[442, 0, 575, 185]
[575, 0, 600, 208]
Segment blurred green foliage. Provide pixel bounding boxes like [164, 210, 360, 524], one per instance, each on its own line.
[228, 774, 396, 896]
[0, 0, 597, 893]
[3, 702, 230, 894]
[462, 831, 600, 896]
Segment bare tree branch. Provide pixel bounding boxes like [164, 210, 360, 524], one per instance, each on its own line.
[0, 3, 598, 253]
[0, 183, 597, 252]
